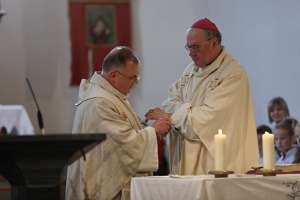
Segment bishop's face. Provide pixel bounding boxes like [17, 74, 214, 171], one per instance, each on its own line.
[185, 28, 215, 69]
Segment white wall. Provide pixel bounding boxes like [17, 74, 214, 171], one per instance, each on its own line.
[130, 0, 206, 115]
[206, 0, 300, 125]
[1, 0, 300, 133]
[0, 0, 26, 106]
[132, 0, 300, 126]
[0, 0, 77, 133]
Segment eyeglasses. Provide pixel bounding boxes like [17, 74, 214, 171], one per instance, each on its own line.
[185, 39, 212, 52]
[117, 71, 140, 81]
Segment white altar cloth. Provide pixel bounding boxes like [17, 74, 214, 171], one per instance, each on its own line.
[131, 174, 300, 200]
[0, 105, 34, 135]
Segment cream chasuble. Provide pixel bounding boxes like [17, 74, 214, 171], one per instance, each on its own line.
[66, 73, 158, 200]
[163, 48, 259, 175]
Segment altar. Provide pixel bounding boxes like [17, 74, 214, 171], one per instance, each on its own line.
[131, 174, 300, 200]
[0, 105, 34, 135]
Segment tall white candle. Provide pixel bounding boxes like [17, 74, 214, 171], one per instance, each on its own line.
[214, 129, 226, 171]
[262, 131, 275, 170]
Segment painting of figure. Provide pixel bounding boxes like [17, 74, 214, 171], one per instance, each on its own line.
[86, 5, 116, 46]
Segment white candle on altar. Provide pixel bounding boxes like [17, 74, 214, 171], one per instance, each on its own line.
[214, 129, 226, 171]
[262, 131, 275, 170]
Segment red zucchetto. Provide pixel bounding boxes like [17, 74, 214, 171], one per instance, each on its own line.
[191, 18, 219, 32]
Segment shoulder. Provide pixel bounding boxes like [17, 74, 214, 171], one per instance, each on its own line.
[217, 55, 248, 84]
[222, 50, 247, 77]
[174, 63, 195, 84]
[76, 95, 120, 117]
[182, 63, 195, 76]
[76, 81, 121, 108]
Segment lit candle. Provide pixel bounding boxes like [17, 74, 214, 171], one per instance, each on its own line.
[262, 131, 275, 170]
[214, 129, 226, 171]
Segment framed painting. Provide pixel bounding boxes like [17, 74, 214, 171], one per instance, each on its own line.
[69, 0, 131, 85]
[86, 4, 117, 47]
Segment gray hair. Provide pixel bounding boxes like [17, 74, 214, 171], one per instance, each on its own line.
[102, 46, 139, 72]
[203, 29, 222, 44]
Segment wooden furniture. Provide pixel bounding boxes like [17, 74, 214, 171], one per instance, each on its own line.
[0, 134, 106, 200]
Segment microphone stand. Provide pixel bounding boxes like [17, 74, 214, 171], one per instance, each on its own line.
[26, 78, 45, 135]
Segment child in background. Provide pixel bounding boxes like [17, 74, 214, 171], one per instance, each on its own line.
[293, 123, 300, 163]
[275, 118, 298, 165]
[267, 97, 290, 130]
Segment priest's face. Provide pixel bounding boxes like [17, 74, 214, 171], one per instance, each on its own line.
[114, 60, 140, 95]
[185, 28, 215, 69]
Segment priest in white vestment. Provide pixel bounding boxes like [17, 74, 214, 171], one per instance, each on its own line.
[66, 47, 171, 200]
[145, 18, 259, 175]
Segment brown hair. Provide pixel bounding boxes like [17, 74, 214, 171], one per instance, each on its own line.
[256, 124, 272, 135]
[275, 117, 298, 137]
[267, 97, 290, 123]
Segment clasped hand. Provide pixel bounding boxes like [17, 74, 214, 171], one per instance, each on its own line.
[145, 107, 171, 120]
[145, 107, 172, 138]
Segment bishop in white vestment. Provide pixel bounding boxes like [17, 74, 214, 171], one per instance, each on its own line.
[146, 18, 259, 175]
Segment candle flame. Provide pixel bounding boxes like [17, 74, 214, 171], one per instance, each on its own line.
[218, 129, 222, 135]
[265, 131, 270, 135]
